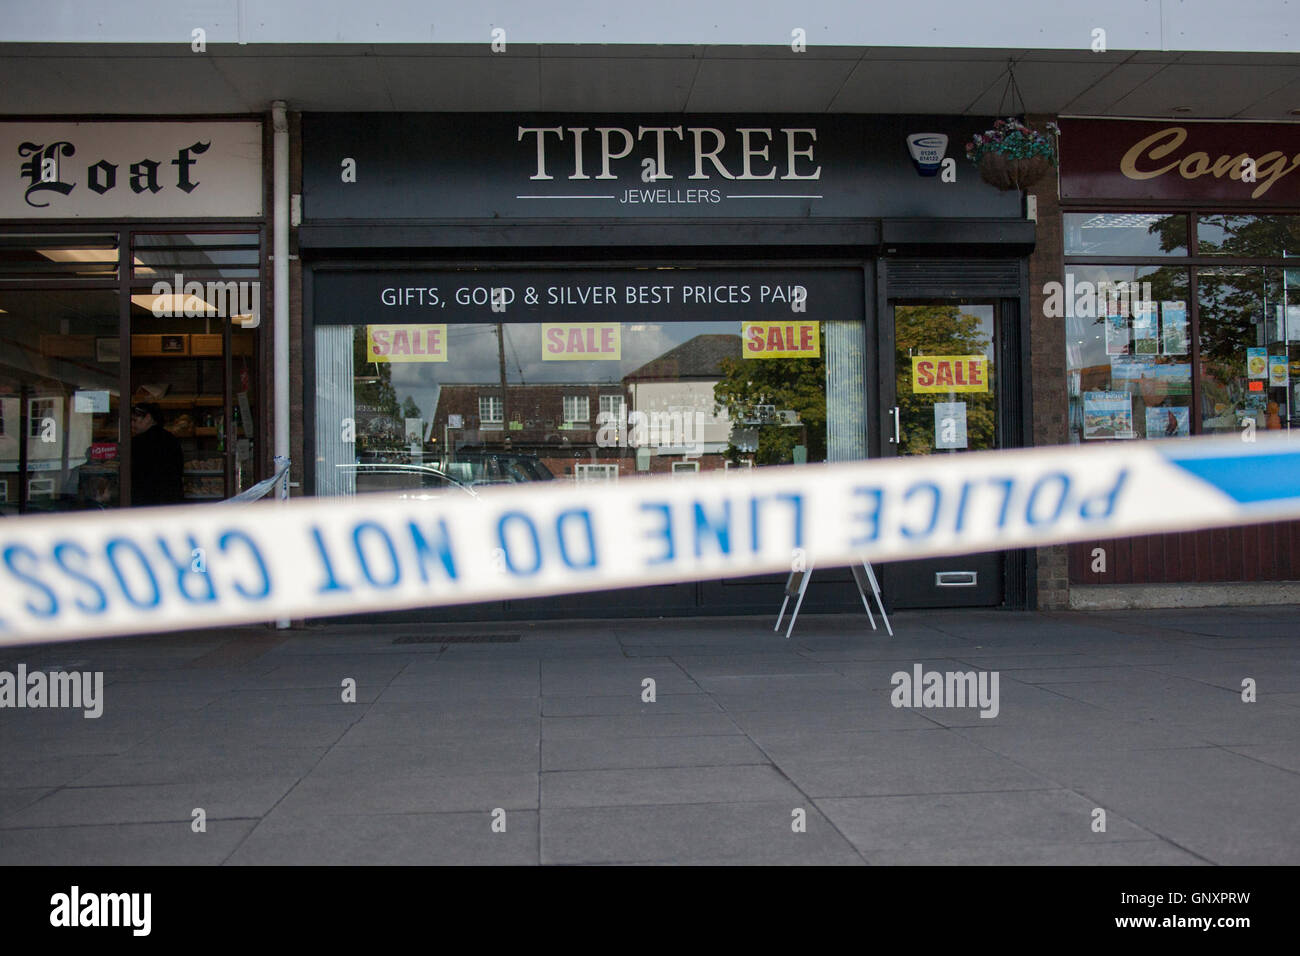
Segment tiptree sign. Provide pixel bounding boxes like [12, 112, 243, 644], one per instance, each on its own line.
[302, 113, 1020, 221]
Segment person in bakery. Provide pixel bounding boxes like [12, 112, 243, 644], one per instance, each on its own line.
[130, 402, 185, 506]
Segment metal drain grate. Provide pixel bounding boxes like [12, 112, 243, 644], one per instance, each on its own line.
[392, 633, 521, 644]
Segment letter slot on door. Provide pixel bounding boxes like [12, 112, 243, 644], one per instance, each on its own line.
[935, 571, 978, 587]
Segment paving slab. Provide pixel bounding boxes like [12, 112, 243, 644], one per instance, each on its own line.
[541, 764, 803, 808]
[0, 820, 260, 865]
[227, 810, 540, 865]
[2, 607, 1297, 864]
[540, 803, 865, 865]
[541, 733, 768, 772]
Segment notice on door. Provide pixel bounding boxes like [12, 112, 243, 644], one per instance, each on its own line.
[542, 323, 621, 360]
[742, 321, 820, 359]
[934, 402, 968, 449]
[366, 325, 448, 363]
[912, 355, 988, 393]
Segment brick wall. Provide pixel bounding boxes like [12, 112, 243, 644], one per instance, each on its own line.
[1025, 113, 1069, 610]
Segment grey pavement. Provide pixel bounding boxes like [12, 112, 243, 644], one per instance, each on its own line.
[1, 606, 1298, 865]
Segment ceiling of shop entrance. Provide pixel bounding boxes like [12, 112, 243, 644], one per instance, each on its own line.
[1, 44, 1298, 118]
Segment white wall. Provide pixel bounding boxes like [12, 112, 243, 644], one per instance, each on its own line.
[6, 1, 1297, 53]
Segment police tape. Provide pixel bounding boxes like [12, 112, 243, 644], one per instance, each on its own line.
[2, 435, 1299, 646]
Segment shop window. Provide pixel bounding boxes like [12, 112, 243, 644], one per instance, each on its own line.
[1198, 266, 1296, 435]
[132, 232, 260, 281]
[1065, 219, 1300, 441]
[314, 317, 862, 494]
[0, 289, 122, 513]
[0, 233, 120, 280]
[1064, 213, 1187, 257]
[1196, 215, 1300, 258]
[1064, 264, 1191, 442]
[129, 293, 259, 504]
[563, 394, 590, 423]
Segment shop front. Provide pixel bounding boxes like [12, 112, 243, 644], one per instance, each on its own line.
[0, 119, 270, 513]
[1056, 118, 1300, 596]
[296, 113, 1035, 618]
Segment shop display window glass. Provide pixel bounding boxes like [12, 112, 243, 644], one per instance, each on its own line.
[1064, 264, 1191, 442]
[0, 289, 123, 512]
[1064, 213, 1187, 257]
[315, 315, 868, 497]
[1197, 265, 1297, 435]
[1195, 215, 1300, 258]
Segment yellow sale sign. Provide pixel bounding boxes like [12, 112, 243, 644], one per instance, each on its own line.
[366, 325, 447, 363]
[742, 321, 820, 359]
[542, 323, 621, 360]
[912, 355, 988, 393]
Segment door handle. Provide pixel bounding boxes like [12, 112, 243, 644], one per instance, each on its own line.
[888, 406, 900, 444]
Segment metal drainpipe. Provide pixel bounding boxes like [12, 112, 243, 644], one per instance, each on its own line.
[272, 100, 290, 629]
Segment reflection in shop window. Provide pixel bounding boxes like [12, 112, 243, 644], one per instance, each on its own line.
[1198, 266, 1295, 436]
[28, 398, 56, 438]
[598, 393, 625, 418]
[563, 394, 590, 423]
[1064, 212, 1187, 257]
[314, 318, 868, 495]
[1195, 215, 1300, 258]
[478, 395, 503, 425]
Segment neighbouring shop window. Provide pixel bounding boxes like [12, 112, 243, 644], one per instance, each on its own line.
[1195, 215, 1300, 258]
[1197, 265, 1297, 435]
[1064, 263, 1191, 441]
[1064, 214, 1300, 441]
[314, 317, 866, 495]
[128, 232, 262, 503]
[0, 289, 123, 512]
[0, 233, 120, 280]
[0, 230, 263, 511]
[1064, 212, 1187, 257]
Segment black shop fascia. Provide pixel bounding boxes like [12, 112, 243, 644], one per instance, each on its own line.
[297, 114, 1037, 619]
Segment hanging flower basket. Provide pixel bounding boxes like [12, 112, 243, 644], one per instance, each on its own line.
[966, 118, 1058, 192]
[977, 151, 1054, 191]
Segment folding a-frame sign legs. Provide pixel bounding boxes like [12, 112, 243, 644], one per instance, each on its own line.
[774, 559, 893, 638]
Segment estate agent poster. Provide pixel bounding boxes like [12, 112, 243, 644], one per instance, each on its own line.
[1160, 301, 1188, 355]
[1105, 312, 1130, 356]
[1145, 406, 1190, 438]
[1083, 391, 1135, 439]
[1132, 302, 1159, 355]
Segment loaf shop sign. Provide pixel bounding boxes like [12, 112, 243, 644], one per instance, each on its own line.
[2, 122, 263, 218]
